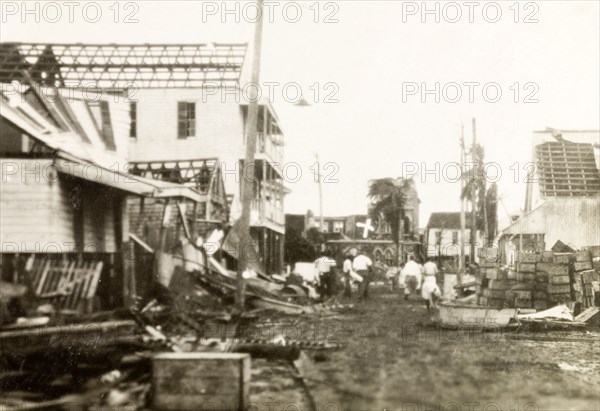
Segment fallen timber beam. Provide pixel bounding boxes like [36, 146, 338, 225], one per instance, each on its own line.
[0, 320, 138, 354]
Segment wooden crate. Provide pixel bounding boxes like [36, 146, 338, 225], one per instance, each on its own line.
[515, 298, 533, 309]
[574, 261, 593, 272]
[574, 251, 591, 262]
[152, 353, 251, 411]
[541, 251, 554, 262]
[540, 263, 569, 276]
[517, 273, 535, 282]
[517, 263, 536, 273]
[483, 288, 505, 299]
[549, 275, 571, 285]
[518, 252, 541, 263]
[548, 284, 571, 294]
[553, 254, 571, 264]
[514, 290, 533, 300]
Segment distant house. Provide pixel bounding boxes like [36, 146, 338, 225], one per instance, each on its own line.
[424, 212, 482, 263]
[499, 129, 600, 265]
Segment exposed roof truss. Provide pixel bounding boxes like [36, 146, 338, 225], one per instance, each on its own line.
[1, 43, 247, 88]
[129, 159, 220, 195]
[535, 141, 600, 197]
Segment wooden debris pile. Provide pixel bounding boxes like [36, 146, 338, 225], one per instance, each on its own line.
[475, 246, 600, 312]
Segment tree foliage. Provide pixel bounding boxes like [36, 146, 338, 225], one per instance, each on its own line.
[368, 178, 412, 244]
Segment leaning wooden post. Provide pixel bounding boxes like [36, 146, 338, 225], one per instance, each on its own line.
[237, 0, 265, 311]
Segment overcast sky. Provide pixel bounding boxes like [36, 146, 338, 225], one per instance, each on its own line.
[2, 1, 599, 228]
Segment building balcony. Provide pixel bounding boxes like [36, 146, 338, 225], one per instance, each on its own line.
[250, 198, 285, 232]
[255, 133, 284, 172]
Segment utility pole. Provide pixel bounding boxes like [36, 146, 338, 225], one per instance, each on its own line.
[315, 153, 324, 235]
[470, 118, 477, 261]
[458, 122, 466, 287]
[237, 0, 264, 311]
[313, 152, 325, 253]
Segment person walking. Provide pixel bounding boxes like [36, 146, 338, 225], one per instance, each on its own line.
[421, 259, 442, 312]
[385, 265, 399, 292]
[401, 255, 423, 301]
[342, 253, 354, 299]
[352, 248, 373, 301]
[314, 252, 336, 298]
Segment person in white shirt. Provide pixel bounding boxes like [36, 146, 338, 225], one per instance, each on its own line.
[314, 253, 336, 298]
[421, 259, 442, 312]
[342, 254, 354, 299]
[352, 248, 373, 300]
[400, 255, 423, 301]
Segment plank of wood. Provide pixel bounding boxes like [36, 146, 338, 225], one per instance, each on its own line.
[60, 260, 82, 309]
[177, 202, 192, 240]
[64, 261, 85, 310]
[84, 262, 104, 309]
[34, 260, 50, 296]
[574, 307, 600, 323]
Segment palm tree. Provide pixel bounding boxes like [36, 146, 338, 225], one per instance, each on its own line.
[368, 178, 411, 264]
[461, 144, 487, 252]
[461, 144, 499, 248]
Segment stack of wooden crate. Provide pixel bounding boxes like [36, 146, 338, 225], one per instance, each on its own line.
[536, 257, 571, 306]
[475, 246, 600, 310]
[476, 248, 510, 309]
[573, 250, 599, 308]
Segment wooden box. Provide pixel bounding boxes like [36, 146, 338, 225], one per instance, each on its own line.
[483, 288, 505, 299]
[537, 263, 569, 276]
[549, 275, 571, 285]
[548, 292, 572, 303]
[553, 254, 571, 264]
[541, 251, 554, 262]
[152, 352, 251, 411]
[515, 298, 533, 309]
[518, 252, 541, 263]
[574, 251, 591, 262]
[517, 263, 536, 273]
[517, 273, 535, 282]
[514, 290, 532, 300]
[548, 284, 571, 294]
[574, 261, 592, 272]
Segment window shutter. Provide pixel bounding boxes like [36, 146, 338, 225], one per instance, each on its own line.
[177, 102, 186, 138]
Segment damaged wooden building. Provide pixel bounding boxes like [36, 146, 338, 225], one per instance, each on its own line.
[499, 129, 600, 264]
[0, 43, 210, 311]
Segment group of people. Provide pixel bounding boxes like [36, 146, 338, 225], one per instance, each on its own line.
[396, 255, 442, 312]
[314, 249, 442, 312]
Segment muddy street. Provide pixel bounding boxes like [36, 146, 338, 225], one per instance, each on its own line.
[253, 288, 600, 411]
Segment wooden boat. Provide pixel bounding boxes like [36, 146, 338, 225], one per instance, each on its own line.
[438, 301, 517, 330]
